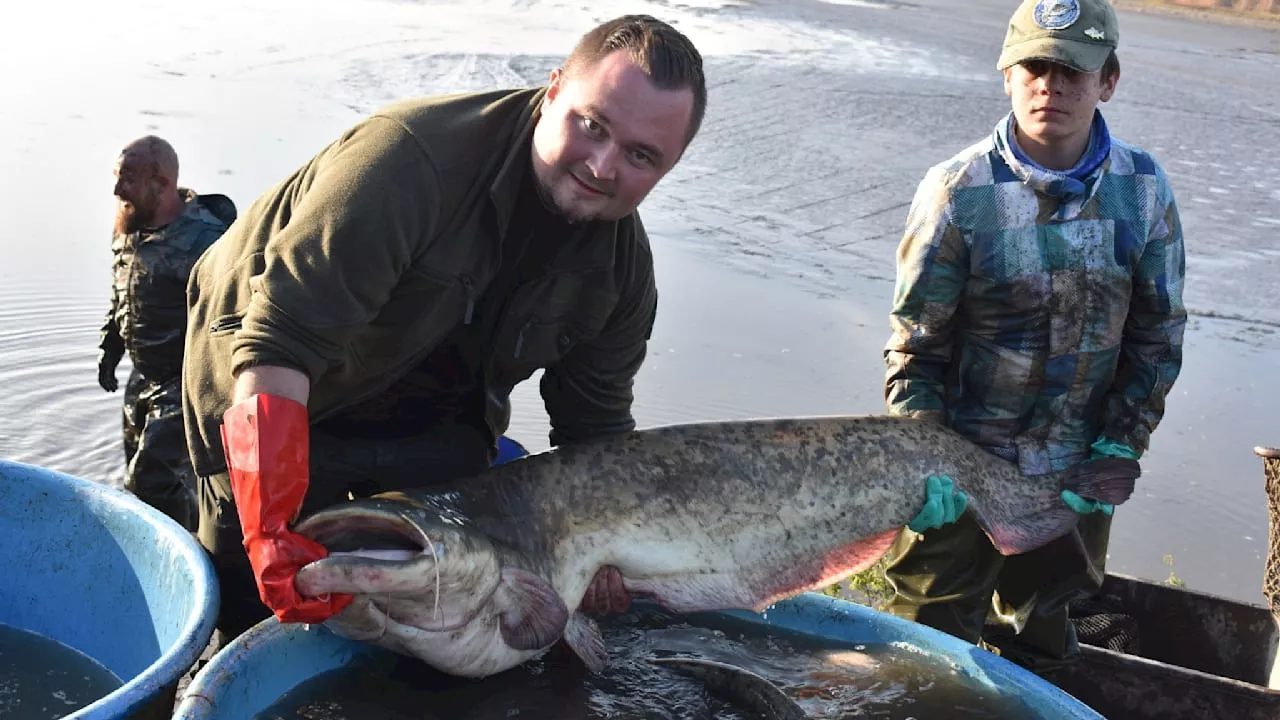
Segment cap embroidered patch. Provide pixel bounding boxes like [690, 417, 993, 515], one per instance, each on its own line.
[1084, 26, 1106, 40]
[1034, 0, 1081, 30]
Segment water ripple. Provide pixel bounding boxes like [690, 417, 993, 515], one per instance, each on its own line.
[0, 288, 124, 488]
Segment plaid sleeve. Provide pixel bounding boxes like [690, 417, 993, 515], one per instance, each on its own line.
[884, 166, 969, 421]
[1101, 169, 1188, 454]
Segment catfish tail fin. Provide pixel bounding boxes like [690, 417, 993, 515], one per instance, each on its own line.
[1063, 457, 1141, 506]
[974, 457, 1142, 557]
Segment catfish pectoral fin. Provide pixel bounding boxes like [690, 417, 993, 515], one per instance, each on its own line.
[563, 611, 609, 672]
[495, 566, 570, 651]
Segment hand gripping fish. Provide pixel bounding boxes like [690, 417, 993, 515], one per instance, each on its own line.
[292, 415, 1138, 679]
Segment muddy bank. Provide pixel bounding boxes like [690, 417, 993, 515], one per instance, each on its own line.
[1117, 0, 1280, 22]
[1159, 0, 1279, 14]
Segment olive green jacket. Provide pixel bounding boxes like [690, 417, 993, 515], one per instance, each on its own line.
[182, 87, 657, 477]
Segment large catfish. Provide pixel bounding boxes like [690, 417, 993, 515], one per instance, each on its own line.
[292, 415, 1138, 679]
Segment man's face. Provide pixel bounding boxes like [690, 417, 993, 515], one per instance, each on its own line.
[531, 50, 695, 224]
[113, 153, 160, 234]
[1004, 59, 1117, 149]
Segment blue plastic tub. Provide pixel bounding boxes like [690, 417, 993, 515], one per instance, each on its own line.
[174, 592, 1104, 719]
[494, 434, 529, 465]
[0, 459, 219, 719]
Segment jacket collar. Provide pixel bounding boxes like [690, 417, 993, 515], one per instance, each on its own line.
[488, 86, 548, 241]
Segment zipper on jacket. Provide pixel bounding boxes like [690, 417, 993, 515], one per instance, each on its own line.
[209, 316, 243, 333]
[462, 275, 475, 325]
[124, 237, 140, 334]
[513, 326, 525, 359]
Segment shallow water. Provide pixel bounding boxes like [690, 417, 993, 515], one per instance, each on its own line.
[0, 624, 123, 720]
[0, 0, 1276, 606]
[254, 607, 1033, 719]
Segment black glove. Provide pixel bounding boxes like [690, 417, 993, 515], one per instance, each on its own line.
[97, 355, 119, 392]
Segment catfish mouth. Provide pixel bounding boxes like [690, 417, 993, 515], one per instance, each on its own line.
[295, 506, 430, 555]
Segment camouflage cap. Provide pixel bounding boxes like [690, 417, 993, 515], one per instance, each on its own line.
[997, 0, 1119, 73]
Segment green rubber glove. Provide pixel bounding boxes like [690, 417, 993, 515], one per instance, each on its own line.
[1089, 436, 1140, 461]
[1061, 489, 1114, 516]
[908, 475, 969, 532]
[1060, 436, 1140, 516]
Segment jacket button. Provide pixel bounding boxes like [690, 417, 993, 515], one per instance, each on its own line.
[559, 334, 570, 346]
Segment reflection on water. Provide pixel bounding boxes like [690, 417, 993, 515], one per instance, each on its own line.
[0, 623, 123, 720]
[255, 607, 1032, 719]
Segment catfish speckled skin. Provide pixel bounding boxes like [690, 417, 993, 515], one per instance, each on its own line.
[293, 414, 1139, 679]
[648, 657, 811, 720]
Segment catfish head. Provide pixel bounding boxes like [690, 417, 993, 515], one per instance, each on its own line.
[293, 493, 590, 678]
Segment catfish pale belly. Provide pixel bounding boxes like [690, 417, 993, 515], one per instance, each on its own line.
[293, 415, 1138, 679]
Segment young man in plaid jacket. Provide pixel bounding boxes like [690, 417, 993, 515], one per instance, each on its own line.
[880, 0, 1187, 677]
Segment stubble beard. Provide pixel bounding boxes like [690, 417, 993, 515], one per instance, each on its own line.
[535, 172, 598, 225]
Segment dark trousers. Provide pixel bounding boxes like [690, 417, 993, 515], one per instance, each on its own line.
[196, 422, 493, 639]
[882, 509, 1112, 677]
[122, 369, 198, 530]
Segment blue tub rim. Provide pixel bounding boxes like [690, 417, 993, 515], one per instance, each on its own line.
[0, 458, 220, 719]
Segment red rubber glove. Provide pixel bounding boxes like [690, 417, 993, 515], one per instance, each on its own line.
[220, 393, 353, 623]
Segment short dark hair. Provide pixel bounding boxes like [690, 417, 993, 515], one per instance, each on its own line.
[562, 14, 707, 149]
[1102, 49, 1120, 80]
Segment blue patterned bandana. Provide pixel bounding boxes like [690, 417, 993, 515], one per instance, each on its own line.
[993, 109, 1112, 204]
